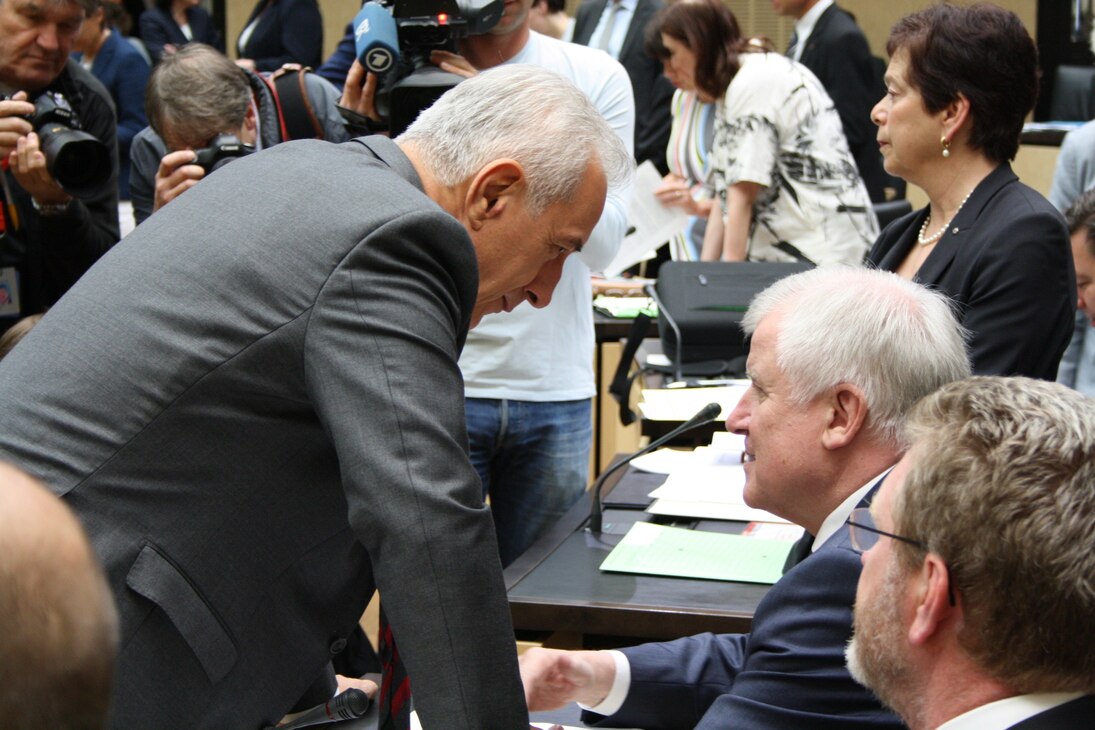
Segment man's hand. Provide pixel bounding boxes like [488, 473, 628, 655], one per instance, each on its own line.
[340, 60, 384, 123]
[519, 647, 615, 711]
[153, 149, 205, 213]
[0, 92, 35, 160]
[429, 50, 478, 78]
[11, 132, 71, 205]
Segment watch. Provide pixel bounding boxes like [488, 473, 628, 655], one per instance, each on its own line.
[31, 197, 74, 216]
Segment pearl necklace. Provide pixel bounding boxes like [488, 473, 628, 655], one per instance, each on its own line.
[917, 189, 974, 246]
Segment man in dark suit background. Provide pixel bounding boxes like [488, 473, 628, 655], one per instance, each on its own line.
[572, 0, 674, 174]
[846, 376, 1095, 730]
[774, 0, 892, 202]
[520, 267, 970, 729]
[0, 65, 632, 730]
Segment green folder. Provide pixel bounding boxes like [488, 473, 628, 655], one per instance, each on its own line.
[600, 522, 791, 585]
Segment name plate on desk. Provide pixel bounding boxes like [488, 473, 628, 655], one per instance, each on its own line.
[599, 522, 792, 585]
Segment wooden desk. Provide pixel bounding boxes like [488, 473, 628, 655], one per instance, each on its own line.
[505, 464, 769, 644]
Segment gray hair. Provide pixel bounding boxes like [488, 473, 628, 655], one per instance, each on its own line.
[396, 64, 632, 215]
[145, 44, 251, 149]
[742, 266, 970, 444]
[897, 376, 1095, 692]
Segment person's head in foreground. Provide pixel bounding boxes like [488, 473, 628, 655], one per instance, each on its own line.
[0, 462, 120, 730]
[397, 63, 632, 324]
[847, 376, 1095, 730]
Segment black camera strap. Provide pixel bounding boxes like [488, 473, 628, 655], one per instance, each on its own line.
[264, 65, 325, 142]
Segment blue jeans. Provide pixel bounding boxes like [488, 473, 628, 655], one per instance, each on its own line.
[465, 398, 592, 567]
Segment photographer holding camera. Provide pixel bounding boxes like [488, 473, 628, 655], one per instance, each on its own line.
[0, 0, 120, 330]
[129, 43, 352, 226]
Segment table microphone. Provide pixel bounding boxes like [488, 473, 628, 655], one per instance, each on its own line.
[588, 401, 722, 534]
[263, 688, 371, 730]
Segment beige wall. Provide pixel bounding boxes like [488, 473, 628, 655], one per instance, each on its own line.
[222, 1, 1037, 67]
[223, 0, 360, 60]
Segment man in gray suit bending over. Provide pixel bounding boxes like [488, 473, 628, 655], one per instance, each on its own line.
[0, 65, 631, 730]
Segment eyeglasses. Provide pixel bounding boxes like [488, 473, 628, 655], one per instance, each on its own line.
[846, 507, 925, 554]
[846, 507, 956, 607]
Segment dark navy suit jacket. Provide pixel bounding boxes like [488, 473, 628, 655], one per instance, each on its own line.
[796, 4, 889, 202]
[584, 484, 903, 729]
[237, 0, 323, 72]
[138, 5, 224, 64]
[1010, 695, 1095, 728]
[869, 164, 1074, 380]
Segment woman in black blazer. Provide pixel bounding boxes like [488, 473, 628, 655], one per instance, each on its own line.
[235, 0, 322, 73]
[139, 0, 224, 63]
[868, 4, 1074, 380]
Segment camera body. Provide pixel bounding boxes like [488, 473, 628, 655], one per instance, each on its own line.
[192, 134, 255, 173]
[22, 91, 111, 199]
[355, 0, 504, 135]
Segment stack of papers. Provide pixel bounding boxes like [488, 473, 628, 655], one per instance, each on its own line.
[643, 441, 791, 524]
[638, 384, 749, 422]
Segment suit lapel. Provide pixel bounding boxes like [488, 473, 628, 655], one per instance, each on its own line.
[618, 0, 654, 63]
[915, 164, 1015, 285]
[573, 0, 608, 46]
[799, 4, 836, 65]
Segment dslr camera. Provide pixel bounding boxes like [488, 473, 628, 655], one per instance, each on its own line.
[6, 91, 112, 199]
[353, 0, 504, 135]
[192, 134, 255, 173]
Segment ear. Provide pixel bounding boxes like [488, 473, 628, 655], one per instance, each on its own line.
[940, 92, 972, 146]
[465, 159, 526, 232]
[243, 104, 257, 134]
[820, 383, 868, 450]
[907, 554, 957, 646]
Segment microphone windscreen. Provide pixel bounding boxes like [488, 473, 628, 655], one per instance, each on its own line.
[354, 2, 400, 74]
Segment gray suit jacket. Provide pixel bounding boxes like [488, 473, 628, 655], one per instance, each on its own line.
[0, 137, 527, 729]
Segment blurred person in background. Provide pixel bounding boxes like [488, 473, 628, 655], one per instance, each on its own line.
[647, 0, 876, 265]
[73, 0, 150, 200]
[139, 0, 223, 63]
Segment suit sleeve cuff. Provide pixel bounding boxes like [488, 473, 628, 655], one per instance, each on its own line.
[578, 650, 631, 717]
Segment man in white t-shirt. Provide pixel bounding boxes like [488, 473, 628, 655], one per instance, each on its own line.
[845, 377, 1095, 730]
[430, 0, 635, 566]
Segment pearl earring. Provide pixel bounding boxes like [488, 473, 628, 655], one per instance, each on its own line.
[941, 136, 950, 158]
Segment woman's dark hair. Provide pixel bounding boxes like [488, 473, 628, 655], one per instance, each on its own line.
[644, 0, 743, 101]
[887, 2, 1038, 163]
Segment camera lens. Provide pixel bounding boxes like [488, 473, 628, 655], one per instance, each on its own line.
[38, 124, 111, 199]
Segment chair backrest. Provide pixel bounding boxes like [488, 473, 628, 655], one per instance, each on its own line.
[1050, 65, 1095, 121]
[872, 199, 913, 232]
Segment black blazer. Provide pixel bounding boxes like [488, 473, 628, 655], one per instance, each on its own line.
[572, 0, 674, 174]
[138, 5, 224, 64]
[1009, 696, 1095, 728]
[797, 4, 889, 202]
[237, 0, 323, 72]
[869, 164, 1075, 380]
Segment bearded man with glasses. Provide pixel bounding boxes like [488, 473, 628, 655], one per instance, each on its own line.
[846, 376, 1095, 730]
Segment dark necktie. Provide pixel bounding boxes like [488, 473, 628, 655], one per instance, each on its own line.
[782, 531, 814, 574]
[377, 607, 411, 730]
[786, 30, 799, 58]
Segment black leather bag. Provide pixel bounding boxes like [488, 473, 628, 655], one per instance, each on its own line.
[609, 261, 813, 424]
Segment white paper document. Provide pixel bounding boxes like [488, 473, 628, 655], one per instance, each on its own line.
[642, 446, 790, 524]
[602, 160, 689, 277]
[638, 384, 750, 422]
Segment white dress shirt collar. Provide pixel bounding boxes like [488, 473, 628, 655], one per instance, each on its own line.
[812, 467, 891, 553]
[935, 692, 1085, 730]
[791, 0, 834, 61]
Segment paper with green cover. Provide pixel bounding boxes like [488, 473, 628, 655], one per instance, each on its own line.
[600, 522, 791, 585]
